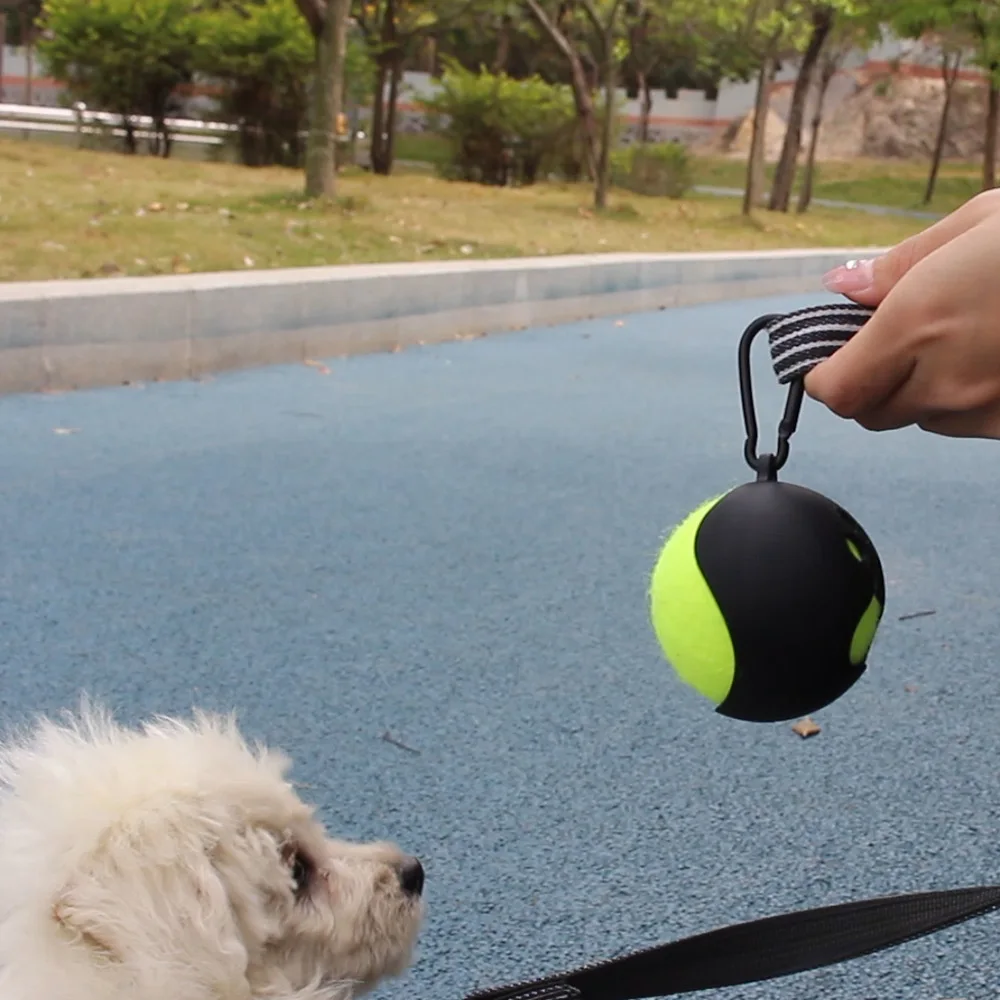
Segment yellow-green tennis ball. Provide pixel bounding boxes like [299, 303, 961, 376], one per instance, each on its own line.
[649, 480, 885, 723]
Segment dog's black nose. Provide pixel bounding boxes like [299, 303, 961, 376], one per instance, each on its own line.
[399, 857, 425, 897]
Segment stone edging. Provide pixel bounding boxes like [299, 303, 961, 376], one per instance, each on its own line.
[0, 249, 879, 394]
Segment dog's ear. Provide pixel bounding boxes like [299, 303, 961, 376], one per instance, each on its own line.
[52, 814, 254, 1000]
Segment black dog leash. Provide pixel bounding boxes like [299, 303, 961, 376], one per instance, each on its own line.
[465, 886, 1000, 1000]
[464, 302, 1000, 1000]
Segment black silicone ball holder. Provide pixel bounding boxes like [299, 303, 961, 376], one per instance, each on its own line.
[689, 309, 885, 723]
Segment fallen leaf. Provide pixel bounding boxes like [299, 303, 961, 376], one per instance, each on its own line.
[243, 256, 255, 268]
[53, 427, 80, 436]
[459, 244, 473, 255]
[791, 717, 821, 739]
[304, 359, 331, 375]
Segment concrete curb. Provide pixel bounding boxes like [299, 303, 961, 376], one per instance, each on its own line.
[0, 249, 880, 395]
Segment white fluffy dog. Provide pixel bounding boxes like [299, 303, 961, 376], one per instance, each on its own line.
[0, 704, 425, 1000]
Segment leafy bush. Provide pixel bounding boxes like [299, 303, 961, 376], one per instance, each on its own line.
[39, 0, 200, 156]
[611, 141, 692, 199]
[193, 0, 313, 168]
[418, 60, 577, 186]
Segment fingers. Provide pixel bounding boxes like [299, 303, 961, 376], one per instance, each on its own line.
[803, 292, 916, 420]
[821, 189, 1000, 306]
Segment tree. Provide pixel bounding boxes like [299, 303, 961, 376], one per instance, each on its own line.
[38, 0, 198, 156]
[796, 14, 877, 212]
[1, 0, 42, 103]
[195, 0, 315, 168]
[966, 2, 1000, 190]
[768, 2, 835, 212]
[893, 1, 1000, 193]
[891, 1, 973, 204]
[523, 0, 601, 183]
[621, 0, 720, 145]
[739, 0, 808, 216]
[924, 34, 967, 204]
[294, 0, 352, 197]
[580, 0, 626, 208]
[354, 0, 481, 176]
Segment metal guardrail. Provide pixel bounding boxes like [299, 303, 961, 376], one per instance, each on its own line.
[0, 101, 236, 146]
[0, 101, 372, 165]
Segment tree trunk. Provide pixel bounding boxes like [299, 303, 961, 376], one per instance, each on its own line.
[369, 0, 398, 175]
[796, 54, 836, 214]
[984, 77, 999, 192]
[925, 49, 962, 205]
[369, 60, 388, 172]
[525, 0, 599, 181]
[595, 40, 615, 209]
[0, 13, 5, 104]
[25, 24, 33, 105]
[638, 69, 652, 143]
[122, 117, 137, 155]
[569, 58, 600, 181]
[374, 55, 403, 175]
[769, 5, 833, 212]
[743, 53, 776, 216]
[492, 14, 511, 73]
[304, 0, 349, 199]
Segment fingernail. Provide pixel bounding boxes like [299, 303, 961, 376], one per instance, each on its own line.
[822, 258, 875, 294]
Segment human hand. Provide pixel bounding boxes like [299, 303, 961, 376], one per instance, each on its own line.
[804, 189, 1000, 438]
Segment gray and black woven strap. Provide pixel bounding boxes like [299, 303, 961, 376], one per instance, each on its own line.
[767, 302, 876, 384]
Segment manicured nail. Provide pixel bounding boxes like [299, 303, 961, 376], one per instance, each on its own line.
[822, 257, 875, 294]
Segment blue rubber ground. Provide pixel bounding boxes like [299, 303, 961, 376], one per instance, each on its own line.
[1, 292, 999, 999]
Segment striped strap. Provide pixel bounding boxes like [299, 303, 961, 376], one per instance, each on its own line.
[767, 303, 876, 384]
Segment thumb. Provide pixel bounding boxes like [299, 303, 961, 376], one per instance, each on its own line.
[822, 190, 1000, 306]
[803, 288, 915, 420]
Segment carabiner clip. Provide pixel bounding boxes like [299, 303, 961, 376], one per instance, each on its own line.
[738, 314, 804, 482]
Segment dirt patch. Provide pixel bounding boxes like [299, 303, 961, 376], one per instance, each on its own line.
[700, 72, 995, 163]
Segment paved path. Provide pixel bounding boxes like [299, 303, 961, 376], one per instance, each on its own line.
[693, 184, 945, 221]
[1, 292, 998, 999]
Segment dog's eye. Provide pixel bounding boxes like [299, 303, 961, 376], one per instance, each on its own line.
[289, 851, 312, 895]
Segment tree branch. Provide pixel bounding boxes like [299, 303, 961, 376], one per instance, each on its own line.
[293, 0, 326, 38]
[524, 0, 575, 62]
[578, 0, 603, 39]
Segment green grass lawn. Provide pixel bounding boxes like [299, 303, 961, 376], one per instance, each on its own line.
[692, 155, 981, 214]
[395, 133, 982, 215]
[0, 135, 935, 283]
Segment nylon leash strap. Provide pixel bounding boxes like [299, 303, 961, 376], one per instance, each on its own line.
[464, 886, 1000, 1000]
[461, 301, 1000, 1000]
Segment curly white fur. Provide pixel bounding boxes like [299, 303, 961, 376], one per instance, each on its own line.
[0, 703, 424, 1000]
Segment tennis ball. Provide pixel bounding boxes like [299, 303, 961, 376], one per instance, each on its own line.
[650, 480, 885, 723]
